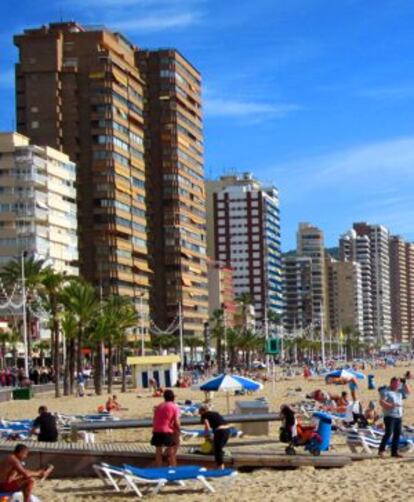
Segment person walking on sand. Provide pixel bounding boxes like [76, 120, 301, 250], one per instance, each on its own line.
[151, 389, 180, 467]
[198, 405, 230, 469]
[0, 444, 54, 502]
[378, 377, 411, 458]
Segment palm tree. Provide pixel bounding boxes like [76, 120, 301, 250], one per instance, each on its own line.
[1, 256, 46, 361]
[149, 335, 179, 354]
[226, 327, 241, 369]
[112, 298, 139, 393]
[210, 309, 225, 372]
[0, 329, 10, 368]
[40, 267, 68, 397]
[61, 310, 77, 395]
[184, 336, 202, 365]
[238, 329, 264, 368]
[61, 279, 98, 378]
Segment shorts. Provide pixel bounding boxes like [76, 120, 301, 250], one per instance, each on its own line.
[0, 480, 21, 493]
[151, 432, 176, 447]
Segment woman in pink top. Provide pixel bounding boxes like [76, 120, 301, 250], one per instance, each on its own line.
[151, 389, 181, 466]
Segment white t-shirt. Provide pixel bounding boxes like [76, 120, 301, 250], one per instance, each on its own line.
[380, 388, 403, 418]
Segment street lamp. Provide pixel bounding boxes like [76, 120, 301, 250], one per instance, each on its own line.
[21, 251, 29, 377]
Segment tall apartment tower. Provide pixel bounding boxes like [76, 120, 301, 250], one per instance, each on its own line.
[296, 223, 328, 329]
[14, 22, 209, 337]
[208, 173, 282, 325]
[282, 255, 313, 334]
[340, 223, 391, 344]
[136, 50, 208, 337]
[14, 22, 150, 328]
[327, 258, 363, 336]
[389, 235, 414, 345]
[406, 243, 414, 345]
[339, 229, 374, 340]
[0, 132, 78, 275]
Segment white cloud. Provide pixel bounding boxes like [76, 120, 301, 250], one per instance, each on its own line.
[268, 134, 414, 244]
[357, 84, 414, 100]
[204, 98, 300, 118]
[274, 135, 414, 193]
[112, 12, 200, 32]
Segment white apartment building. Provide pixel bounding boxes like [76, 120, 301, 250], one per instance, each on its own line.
[296, 222, 328, 328]
[208, 173, 282, 326]
[340, 223, 391, 344]
[0, 132, 78, 275]
[340, 229, 374, 339]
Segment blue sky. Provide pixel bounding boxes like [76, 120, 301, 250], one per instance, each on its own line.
[1, 0, 414, 249]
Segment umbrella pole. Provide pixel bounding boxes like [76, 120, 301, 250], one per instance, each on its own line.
[226, 392, 230, 414]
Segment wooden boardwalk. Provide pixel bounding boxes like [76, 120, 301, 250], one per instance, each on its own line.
[0, 439, 355, 476]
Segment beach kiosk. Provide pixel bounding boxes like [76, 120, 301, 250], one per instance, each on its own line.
[127, 355, 180, 389]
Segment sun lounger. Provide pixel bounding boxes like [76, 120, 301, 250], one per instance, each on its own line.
[93, 462, 130, 492]
[346, 429, 414, 454]
[181, 427, 242, 441]
[94, 463, 206, 494]
[123, 465, 238, 497]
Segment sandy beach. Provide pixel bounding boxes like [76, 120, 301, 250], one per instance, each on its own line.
[2, 364, 414, 501]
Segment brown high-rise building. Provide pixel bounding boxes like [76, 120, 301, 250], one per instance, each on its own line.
[389, 235, 414, 345]
[14, 22, 208, 338]
[136, 50, 207, 337]
[406, 243, 414, 344]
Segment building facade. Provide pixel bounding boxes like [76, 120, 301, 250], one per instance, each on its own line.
[339, 229, 374, 340]
[406, 243, 414, 345]
[14, 22, 209, 337]
[296, 223, 329, 330]
[208, 173, 282, 326]
[136, 50, 208, 337]
[327, 258, 363, 336]
[207, 259, 236, 327]
[340, 223, 391, 344]
[0, 132, 78, 274]
[282, 255, 313, 334]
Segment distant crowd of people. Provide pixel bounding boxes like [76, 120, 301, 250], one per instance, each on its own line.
[0, 366, 55, 388]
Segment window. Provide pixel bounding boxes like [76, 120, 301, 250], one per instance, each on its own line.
[30, 106, 39, 113]
[31, 121, 39, 129]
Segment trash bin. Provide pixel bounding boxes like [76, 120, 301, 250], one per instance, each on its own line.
[235, 400, 269, 436]
[368, 374, 376, 390]
[13, 388, 33, 400]
[312, 412, 332, 451]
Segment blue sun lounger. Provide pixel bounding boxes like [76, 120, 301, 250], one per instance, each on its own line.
[123, 464, 238, 497]
[94, 462, 237, 498]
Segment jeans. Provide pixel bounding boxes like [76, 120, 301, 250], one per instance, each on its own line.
[379, 416, 402, 455]
[213, 428, 230, 466]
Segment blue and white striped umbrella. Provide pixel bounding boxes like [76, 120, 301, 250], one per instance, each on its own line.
[199, 374, 263, 392]
[326, 368, 366, 380]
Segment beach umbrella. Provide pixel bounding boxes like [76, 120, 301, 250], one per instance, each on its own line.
[199, 374, 263, 412]
[326, 368, 365, 381]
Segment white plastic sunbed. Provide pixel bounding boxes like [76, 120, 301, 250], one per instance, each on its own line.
[123, 464, 238, 497]
[93, 463, 237, 498]
[346, 428, 414, 454]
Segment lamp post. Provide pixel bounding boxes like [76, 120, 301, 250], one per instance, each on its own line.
[178, 302, 184, 368]
[139, 293, 145, 356]
[320, 301, 326, 367]
[21, 251, 29, 377]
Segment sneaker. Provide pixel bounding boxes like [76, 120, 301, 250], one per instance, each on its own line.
[378, 451, 386, 459]
[391, 453, 404, 458]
